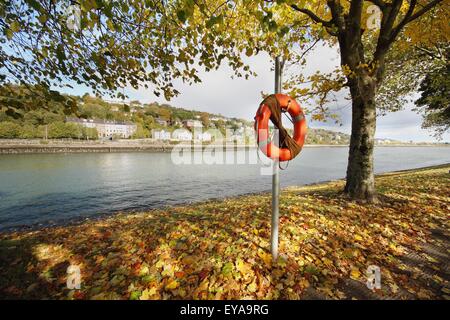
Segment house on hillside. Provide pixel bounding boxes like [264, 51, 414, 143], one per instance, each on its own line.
[171, 118, 182, 126]
[229, 132, 244, 143]
[130, 101, 142, 107]
[183, 119, 203, 129]
[152, 129, 171, 140]
[210, 116, 226, 122]
[376, 138, 395, 145]
[110, 105, 120, 112]
[66, 118, 137, 138]
[172, 129, 193, 141]
[194, 131, 212, 142]
[155, 118, 168, 127]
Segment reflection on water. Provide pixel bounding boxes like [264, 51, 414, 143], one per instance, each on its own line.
[0, 147, 449, 230]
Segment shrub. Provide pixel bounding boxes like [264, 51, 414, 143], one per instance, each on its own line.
[19, 125, 39, 139]
[48, 122, 82, 139]
[0, 121, 21, 138]
[82, 127, 98, 140]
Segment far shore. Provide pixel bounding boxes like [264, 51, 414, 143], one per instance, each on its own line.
[0, 139, 448, 154]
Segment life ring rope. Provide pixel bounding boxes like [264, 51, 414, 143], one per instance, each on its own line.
[254, 94, 307, 162]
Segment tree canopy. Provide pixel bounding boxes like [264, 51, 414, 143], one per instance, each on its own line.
[281, 0, 448, 117]
[415, 61, 449, 137]
[0, 0, 267, 115]
[3, 1, 447, 119]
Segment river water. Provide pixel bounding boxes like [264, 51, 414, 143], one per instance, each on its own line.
[0, 146, 448, 230]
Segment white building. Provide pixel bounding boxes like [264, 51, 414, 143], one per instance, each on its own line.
[183, 119, 203, 129]
[152, 129, 171, 140]
[66, 118, 137, 138]
[172, 129, 193, 141]
[195, 131, 212, 142]
[377, 138, 395, 145]
[155, 118, 168, 127]
[210, 116, 226, 122]
[228, 132, 244, 143]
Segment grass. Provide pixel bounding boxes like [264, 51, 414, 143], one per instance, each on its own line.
[0, 165, 449, 300]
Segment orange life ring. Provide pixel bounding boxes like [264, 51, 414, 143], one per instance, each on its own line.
[254, 93, 307, 162]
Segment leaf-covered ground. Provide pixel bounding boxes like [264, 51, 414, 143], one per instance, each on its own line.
[0, 165, 449, 300]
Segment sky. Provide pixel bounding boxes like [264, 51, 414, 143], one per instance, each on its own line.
[65, 44, 449, 143]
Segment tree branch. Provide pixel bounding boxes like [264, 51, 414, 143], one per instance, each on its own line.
[348, 0, 364, 34]
[326, 0, 345, 33]
[371, 0, 443, 83]
[406, 0, 443, 23]
[373, 0, 403, 61]
[290, 4, 333, 28]
[390, 0, 443, 44]
[366, 0, 387, 9]
[298, 38, 320, 62]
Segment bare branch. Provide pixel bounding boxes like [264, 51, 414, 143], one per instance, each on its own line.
[298, 38, 320, 62]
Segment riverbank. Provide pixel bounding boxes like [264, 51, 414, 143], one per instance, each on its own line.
[0, 164, 448, 299]
[1, 139, 447, 154]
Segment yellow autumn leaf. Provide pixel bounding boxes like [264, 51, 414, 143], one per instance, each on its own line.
[165, 279, 179, 290]
[442, 287, 450, 294]
[139, 265, 149, 276]
[197, 279, 209, 291]
[350, 268, 361, 280]
[417, 289, 432, 299]
[140, 287, 157, 300]
[236, 258, 253, 276]
[247, 281, 257, 293]
[299, 278, 310, 289]
[161, 264, 174, 277]
[182, 255, 195, 265]
[258, 250, 272, 267]
[389, 283, 399, 294]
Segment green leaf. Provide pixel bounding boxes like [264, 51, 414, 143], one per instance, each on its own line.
[278, 26, 290, 37]
[28, 0, 42, 11]
[56, 45, 66, 63]
[5, 29, 13, 40]
[129, 290, 141, 300]
[268, 20, 277, 32]
[221, 262, 234, 276]
[106, 19, 115, 31]
[82, 0, 98, 11]
[38, 15, 48, 24]
[205, 15, 223, 28]
[176, 10, 187, 23]
[10, 21, 21, 33]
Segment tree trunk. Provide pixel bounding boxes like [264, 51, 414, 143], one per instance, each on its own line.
[344, 76, 378, 202]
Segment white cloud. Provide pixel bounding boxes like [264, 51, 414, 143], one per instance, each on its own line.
[125, 52, 274, 119]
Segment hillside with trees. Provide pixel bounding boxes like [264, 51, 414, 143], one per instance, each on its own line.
[0, 85, 353, 144]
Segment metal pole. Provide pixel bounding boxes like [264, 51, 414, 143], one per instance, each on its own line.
[271, 56, 283, 262]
